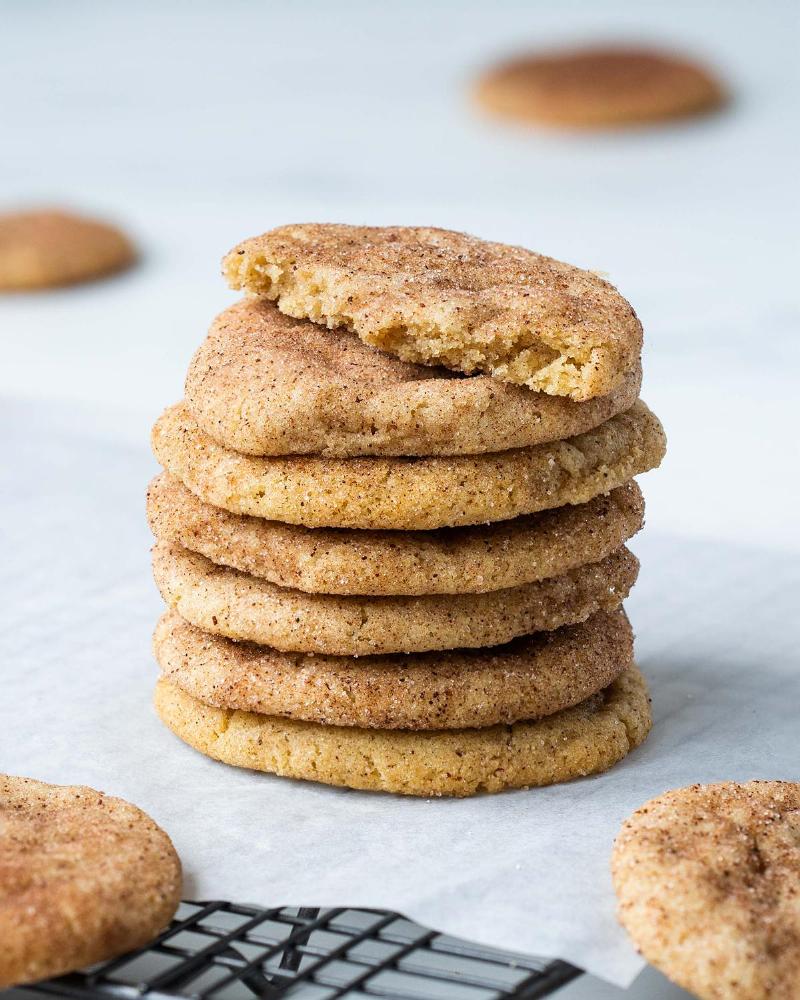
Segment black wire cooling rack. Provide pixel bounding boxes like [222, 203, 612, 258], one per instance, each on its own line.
[25, 901, 582, 999]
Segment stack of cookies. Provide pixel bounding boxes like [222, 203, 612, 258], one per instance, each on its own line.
[148, 225, 666, 797]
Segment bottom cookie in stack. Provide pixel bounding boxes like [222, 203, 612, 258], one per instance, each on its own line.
[153, 608, 651, 797]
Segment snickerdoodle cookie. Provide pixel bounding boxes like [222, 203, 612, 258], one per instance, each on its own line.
[151, 400, 665, 530]
[0, 209, 135, 290]
[155, 607, 633, 729]
[185, 299, 642, 456]
[155, 663, 651, 796]
[222, 225, 642, 400]
[152, 539, 637, 654]
[612, 781, 800, 1000]
[147, 474, 644, 596]
[0, 775, 181, 989]
[474, 46, 726, 129]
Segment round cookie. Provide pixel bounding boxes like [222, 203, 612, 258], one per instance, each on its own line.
[612, 781, 800, 1000]
[156, 608, 633, 729]
[154, 664, 651, 797]
[185, 299, 642, 456]
[147, 474, 644, 596]
[0, 775, 181, 989]
[153, 540, 637, 655]
[222, 224, 643, 401]
[474, 46, 726, 129]
[151, 400, 666, 530]
[0, 209, 135, 290]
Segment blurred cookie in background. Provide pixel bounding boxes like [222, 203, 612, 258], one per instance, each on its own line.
[473, 45, 727, 129]
[0, 208, 136, 290]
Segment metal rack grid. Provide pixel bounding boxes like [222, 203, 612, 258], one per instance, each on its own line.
[27, 901, 581, 999]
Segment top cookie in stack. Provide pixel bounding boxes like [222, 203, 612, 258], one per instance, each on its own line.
[149, 225, 666, 797]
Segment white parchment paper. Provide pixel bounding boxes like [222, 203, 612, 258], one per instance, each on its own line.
[2, 399, 798, 987]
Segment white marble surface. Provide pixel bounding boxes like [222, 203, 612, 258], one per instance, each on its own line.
[1, 1, 798, 996]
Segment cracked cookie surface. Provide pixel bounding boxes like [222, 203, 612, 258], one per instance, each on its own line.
[612, 781, 800, 1000]
[222, 224, 642, 401]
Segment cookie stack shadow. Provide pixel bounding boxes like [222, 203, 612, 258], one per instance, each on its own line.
[147, 225, 666, 797]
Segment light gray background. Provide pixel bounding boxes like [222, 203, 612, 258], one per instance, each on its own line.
[1, 2, 798, 997]
[1, 0, 798, 547]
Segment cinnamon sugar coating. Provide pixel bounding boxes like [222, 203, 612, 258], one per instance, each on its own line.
[147, 474, 644, 596]
[186, 299, 642, 456]
[612, 781, 800, 999]
[155, 608, 633, 730]
[151, 400, 665, 530]
[223, 224, 643, 401]
[152, 539, 637, 655]
[155, 665, 651, 796]
[0, 776, 181, 988]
